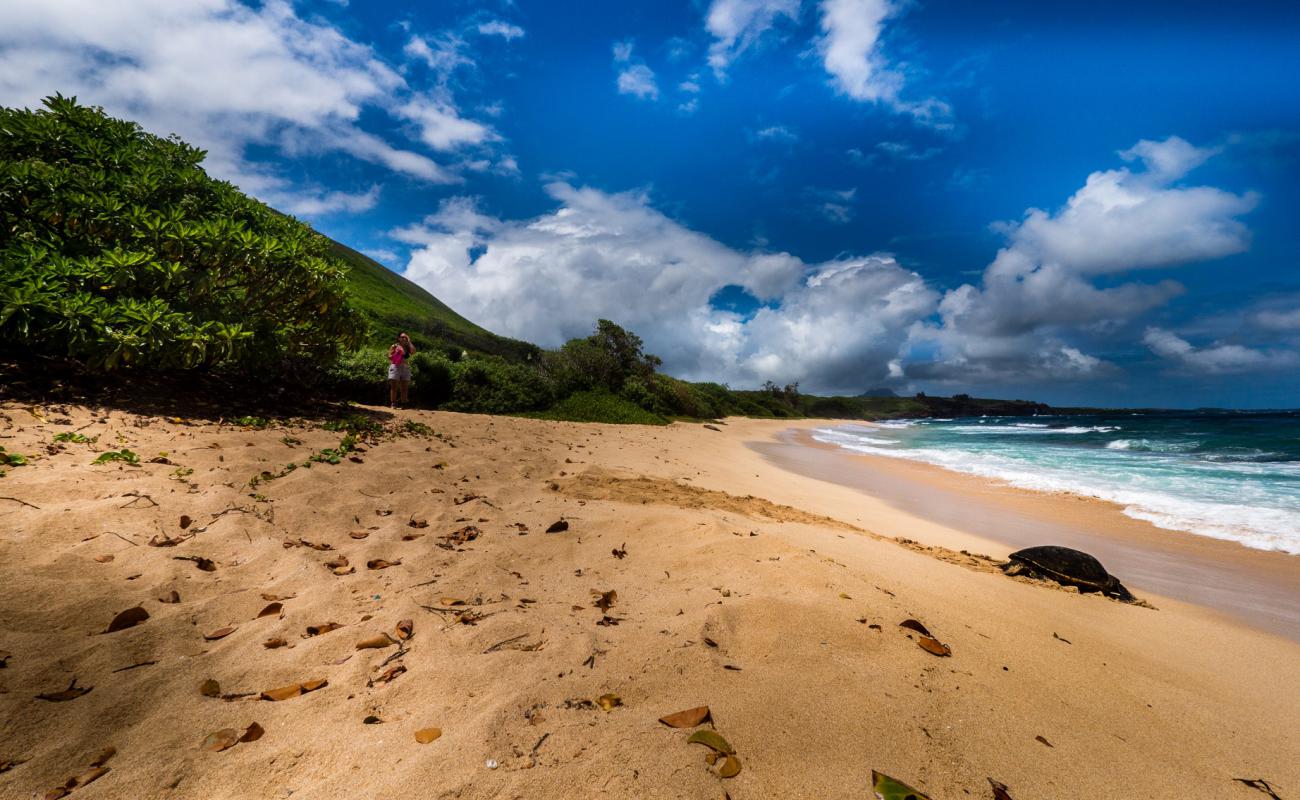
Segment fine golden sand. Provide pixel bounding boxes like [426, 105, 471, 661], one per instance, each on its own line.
[1, 405, 1296, 799]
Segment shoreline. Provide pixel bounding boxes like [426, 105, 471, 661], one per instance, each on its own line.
[750, 425, 1300, 642]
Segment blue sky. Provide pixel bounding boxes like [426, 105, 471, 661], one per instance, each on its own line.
[3, 0, 1298, 406]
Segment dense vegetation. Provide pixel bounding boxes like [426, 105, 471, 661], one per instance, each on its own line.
[0, 95, 362, 371]
[1, 97, 1051, 425]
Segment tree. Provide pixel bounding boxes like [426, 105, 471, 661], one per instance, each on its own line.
[0, 95, 364, 371]
[545, 319, 661, 394]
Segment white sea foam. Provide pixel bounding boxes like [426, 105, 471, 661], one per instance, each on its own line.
[812, 426, 1300, 555]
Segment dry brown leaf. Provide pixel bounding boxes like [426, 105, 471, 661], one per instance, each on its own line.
[898, 618, 934, 637]
[179, 514, 193, 529]
[70, 766, 109, 788]
[409, 517, 429, 529]
[105, 606, 149, 633]
[148, 534, 185, 547]
[324, 555, 348, 569]
[200, 679, 221, 697]
[300, 539, 333, 551]
[717, 755, 742, 779]
[1035, 735, 1053, 748]
[174, 555, 216, 571]
[94, 554, 114, 563]
[414, 727, 442, 744]
[257, 602, 283, 618]
[200, 728, 240, 752]
[439, 597, 467, 606]
[260, 593, 293, 601]
[366, 558, 401, 570]
[989, 778, 1015, 800]
[917, 636, 952, 657]
[371, 663, 406, 685]
[332, 566, 355, 576]
[592, 590, 617, 612]
[401, 532, 424, 541]
[158, 590, 181, 604]
[240, 722, 265, 743]
[305, 622, 342, 636]
[395, 619, 414, 640]
[349, 531, 369, 540]
[545, 520, 569, 533]
[260, 678, 326, 701]
[204, 626, 236, 641]
[658, 706, 711, 728]
[597, 693, 622, 712]
[263, 637, 287, 649]
[356, 633, 396, 650]
[36, 679, 92, 702]
[89, 747, 116, 767]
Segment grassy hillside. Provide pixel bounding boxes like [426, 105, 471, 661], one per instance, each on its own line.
[326, 239, 536, 360]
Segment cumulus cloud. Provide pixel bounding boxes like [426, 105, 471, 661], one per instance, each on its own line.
[278, 185, 380, 217]
[1144, 328, 1298, 374]
[395, 184, 937, 392]
[907, 136, 1258, 382]
[616, 64, 659, 100]
[0, 0, 499, 209]
[705, 0, 800, 78]
[1254, 307, 1300, 332]
[816, 0, 950, 125]
[754, 125, 798, 143]
[476, 20, 525, 41]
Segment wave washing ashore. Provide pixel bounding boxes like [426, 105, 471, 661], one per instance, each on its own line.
[813, 411, 1300, 555]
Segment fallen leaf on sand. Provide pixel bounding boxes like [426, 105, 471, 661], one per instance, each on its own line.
[260, 678, 327, 701]
[545, 520, 569, 533]
[36, 679, 92, 702]
[105, 606, 149, 633]
[174, 555, 216, 571]
[409, 517, 429, 529]
[325, 556, 349, 570]
[201, 729, 240, 752]
[371, 664, 406, 685]
[687, 730, 734, 755]
[200, 679, 221, 697]
[592, 590, 617, 612]
[305, 623, 342, 636]
[367, 558, 401, 570]
[261, 593, 293, 602]
[0, 649, 11, 668]
[597, 693, 622, 712]
[395, 619, 414, 640]
[240, 722, 264, 743]
[257, 602, 283, 618]
[299, 539, 333, 551]
[415, 727, 442, 744]
[356, 633, 396, 650]
[401, 532, 424, 541]
[872, 770, 933, 800]
[70, 766, 109, 789]
[333, 565, 355, 576]
[659, 706, 711, 728]
[363, 715, 382, 724]
[1035, 735, 1053, 748]
[148, 534, 185, 547]
[989, 778, 1015, 800]
[717, 755, 742, 779]
[94, 554, 114, 563]
[349, 531, 369, 540]
[1233, 778, 1285, 800]
[898, 619, 934, 637]
[612, 543, 627, 559]
[204, 626, 236, 641]
[89, 747, 116, 767]
[263, 638, 287, 649]
[179, 514, 192, 529]
[439, 598, 467, 606]
[158, 590, 181, 604]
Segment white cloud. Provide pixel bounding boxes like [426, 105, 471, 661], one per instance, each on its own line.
[755, 124, 798, 143]
[612, 41, 635, 63]
[705, 0, 800, 78]
[395, 185, 937, 392]
[876, 140, 942, 160]
[477, 20, 525, 41]
[1144, 328, 1298, 374]
[907, 136, 1258, 382]
[0, 0, 499, 201]
[279, 185, 380, 217]
[679, 80, 702, 93]
[1255, 307, 1300, 332]
[616, 64, 660, 100]
[396, 96, 495, 151]
[816, 0, 950, 125]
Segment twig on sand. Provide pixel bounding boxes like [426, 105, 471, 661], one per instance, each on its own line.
[107, 530, 139, 547]
[1234, 778, 1284, 799]
[531, 732, 550, 754]
[111, 660, 158, 673]
[192, 505, 254, 533]
[119, 491, 158, 508]
[483, 634, 528, 654]
[0, 496, 40, 509]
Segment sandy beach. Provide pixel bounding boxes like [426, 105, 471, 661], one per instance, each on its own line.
[1, 404, 1297, 800]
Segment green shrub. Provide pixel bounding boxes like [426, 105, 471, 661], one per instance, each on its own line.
[445, 357, 555, 414]
[93, 449, 139, 465]
[321, 347, 387, 397]
[409, 350, 453, 407]
[537, 390, 668, 425]
[0, 95, 364, 371]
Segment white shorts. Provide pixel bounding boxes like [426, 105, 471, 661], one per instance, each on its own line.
[388, 363, 411, 381]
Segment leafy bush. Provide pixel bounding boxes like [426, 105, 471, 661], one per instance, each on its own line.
[536, 391, 668, 425]
[320, 347, 388, 398]
[409, 350, 454, 407]
[445, 357, 555, 414]
[544, 319, 661, 396]
[0, 95, 364, 371]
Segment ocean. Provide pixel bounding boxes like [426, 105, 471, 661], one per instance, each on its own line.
[812, 411, 1300, 555]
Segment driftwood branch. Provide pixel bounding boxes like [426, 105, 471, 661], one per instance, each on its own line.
[0, 496, 40, 509]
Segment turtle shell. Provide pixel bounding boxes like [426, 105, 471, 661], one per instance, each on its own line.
[1005, 545, 1134, 601]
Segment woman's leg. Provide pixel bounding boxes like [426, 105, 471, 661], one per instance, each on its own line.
[400, 379, 411, 403]
[389, 379, 398, 406]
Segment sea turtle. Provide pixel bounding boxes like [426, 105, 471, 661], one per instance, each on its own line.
[1001, 545, 1136, 602]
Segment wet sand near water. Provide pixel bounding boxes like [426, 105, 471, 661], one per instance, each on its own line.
[752, 427, 1300, 642]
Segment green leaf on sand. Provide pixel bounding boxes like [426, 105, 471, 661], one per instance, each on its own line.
[872, 770, 932, 800]
[686, 729, 734, 755]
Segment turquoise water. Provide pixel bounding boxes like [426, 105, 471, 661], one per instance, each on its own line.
[813, 412, 1300, 554]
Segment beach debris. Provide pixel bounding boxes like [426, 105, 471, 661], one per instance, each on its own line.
[201, 722, 263, 752]
[703, 424, 722, 432]
[414, 727, 442, 744]
[409, 516, 429, 529]
[147, 533, 186, 547]
[612, 543, 627, 559]
[872, 770, 933, 800]
[1002, 546, 1136, 602]
[545, 519, 569, 534]
[0, 757, 28, 774]
[1233, 778, 1284, 799]
[174, 555, 216, 572]
[0, 650, 10, 668]
[260, 678, 327, 701]
[356, 633, 397, 649]
[485, 759, 499, 770]
[659, 706, 711, 728]
[1052, 632, 1072, 645]
[42, 761, 111, 799]
[439, 525, 480, 549]
[396, 619, 414, 640]
[105, 606, 149, 633]
[325, 556, 353, 575]
[592, 589, 617, 612]
[200, 679, 221, 697]
[898, 619, 952, 657]
[688, 730, 741, 779]
[159, 590, 181, 604]
[349, 530, 369, 540]
[257, 602, 283, 618]
[204, 626, 236, 641]
[597, 693, 622, 712]
[364, 715, 382, 724]
[305, 622, 342, 637]
[36, 678, 92, 702]
[371, 664, 406, 685]
[263, 637, 287, 649]
[688, 730, 734, 754]
[988, 778, 1016, 799]
[1035, 735, 1053, 748]
[261, 593, 293, 602]
[94, 554, 114, 563]
[366, 558, 401, 570]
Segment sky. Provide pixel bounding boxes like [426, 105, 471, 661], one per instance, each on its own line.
[2, 0, 1298, 407]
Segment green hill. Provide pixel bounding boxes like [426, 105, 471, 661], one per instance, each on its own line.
[326, 239, 536, 360]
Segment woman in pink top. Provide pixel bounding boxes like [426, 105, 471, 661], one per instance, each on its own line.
[387, 332, 415, 407]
